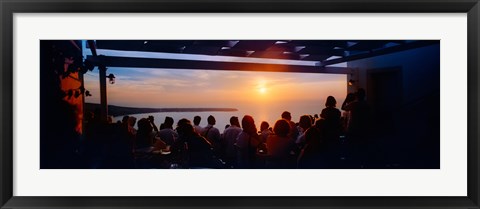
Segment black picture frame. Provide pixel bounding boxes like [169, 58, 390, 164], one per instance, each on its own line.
[1, 0, 479, 208]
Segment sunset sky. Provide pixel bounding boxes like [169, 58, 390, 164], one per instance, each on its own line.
[84, 67, 346, 109]
[83, 42, 347, 110]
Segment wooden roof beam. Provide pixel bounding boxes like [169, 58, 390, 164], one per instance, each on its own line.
[86, 55, 353, 74]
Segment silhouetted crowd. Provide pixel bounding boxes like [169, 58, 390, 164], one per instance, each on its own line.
[83, 89, 372, 169]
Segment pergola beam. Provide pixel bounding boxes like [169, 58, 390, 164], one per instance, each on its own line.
[87, 40, 97, 56]
[87, 40, 108, 122]
[86, 55, 353, 74]
[320, 40, 438, 67]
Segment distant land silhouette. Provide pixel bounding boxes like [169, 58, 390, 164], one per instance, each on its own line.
[85, 103, 238, 117]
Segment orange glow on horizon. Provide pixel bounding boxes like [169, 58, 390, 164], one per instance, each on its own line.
[85, 69, 347, 110]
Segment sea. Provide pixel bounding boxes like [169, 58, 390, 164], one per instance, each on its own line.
[113, 102, 332, 132]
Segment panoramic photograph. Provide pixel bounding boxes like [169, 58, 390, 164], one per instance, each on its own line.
[40, 40, 440, 169]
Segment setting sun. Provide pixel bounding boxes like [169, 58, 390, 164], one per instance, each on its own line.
[259, 87, 267, 94]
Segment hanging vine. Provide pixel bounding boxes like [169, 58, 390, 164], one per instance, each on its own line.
[49, 42, 96, 99]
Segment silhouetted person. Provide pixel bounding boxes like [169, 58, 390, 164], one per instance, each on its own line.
[148, 115, 159, 132]
[157, 116, 178, 146]
[342, 88, 371, 167]
[341, 93, 356, 133]
[121, 116, 137, 153]
[202, 115, 221, 157]
[102, 120, 136, 169]
[235, 115, 261, 168]
[107, 116, 114, 124]
[95, 114, 135, 168]
[259, 121, 273, 143]
[321, 96, 341, 123]
[317, 96, 342, 150]
[120, 115, 130, 136]
[176, 119, 219, 168]
[177, 118, 191, 129]
[281, 111, 299, 141]
[265, 119, 296, 168]
[193, 115, 203, 134]
[223, 116, 242, 167]
[170, 118, 191, 164]
[135, 118, 157, 153]
[127, 116, 137, 136]
[122, 115, 129, 124]
[296, 115, 312, 148]
[343, 89, 370, 140]
[297, 125, 328, 168]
